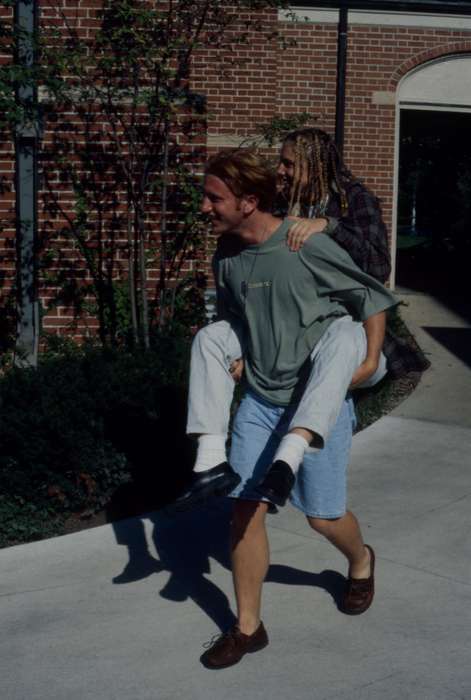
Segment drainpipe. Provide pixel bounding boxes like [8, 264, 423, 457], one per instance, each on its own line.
[335, 5, 348, 156]
[14, 0, 40, 367]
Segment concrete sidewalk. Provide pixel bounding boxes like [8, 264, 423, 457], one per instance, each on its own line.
[2, 292, 471, 700]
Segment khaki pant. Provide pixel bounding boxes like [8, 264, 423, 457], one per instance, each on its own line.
[186, 316, 387, 446]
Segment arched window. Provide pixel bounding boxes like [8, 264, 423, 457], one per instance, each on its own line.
[393, 55, 471, 291]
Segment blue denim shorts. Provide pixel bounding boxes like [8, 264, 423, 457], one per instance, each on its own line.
[229, 390, 356, 519]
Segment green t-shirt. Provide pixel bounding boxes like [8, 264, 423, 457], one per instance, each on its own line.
[215, 218, 397, 405]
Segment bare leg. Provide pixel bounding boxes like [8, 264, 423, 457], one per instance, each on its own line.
[231, 500, 270, 635]
[292, 427, 315, 442]
[307, 510, 371, 578]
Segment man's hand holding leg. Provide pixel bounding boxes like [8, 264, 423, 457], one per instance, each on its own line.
[350, 311, 386, 389]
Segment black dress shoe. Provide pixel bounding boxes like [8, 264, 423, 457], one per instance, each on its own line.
[255, 460, 295, 507]
[171, 462, 241, 512]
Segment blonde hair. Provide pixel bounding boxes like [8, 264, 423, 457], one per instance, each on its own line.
[205, 149, 277, 212]
[283, 128, 353, 216]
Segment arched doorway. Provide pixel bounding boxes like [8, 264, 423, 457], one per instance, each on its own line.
[394, 55, 471, 305]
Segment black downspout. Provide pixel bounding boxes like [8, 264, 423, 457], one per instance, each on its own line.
[14, 0, 39, 367]
[335, 5, 349, 156]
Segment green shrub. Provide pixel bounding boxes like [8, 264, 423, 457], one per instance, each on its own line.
[0, 329, 193, 548]
[0, 307, 424, 548]
[0, 290, 16, 371]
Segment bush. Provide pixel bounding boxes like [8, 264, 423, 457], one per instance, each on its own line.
[0, 308, 425, 548]
[0, 291, 16, 370]
[0, 329, 194, 548]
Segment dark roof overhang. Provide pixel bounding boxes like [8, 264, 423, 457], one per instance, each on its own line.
[291, 1, 471, 15]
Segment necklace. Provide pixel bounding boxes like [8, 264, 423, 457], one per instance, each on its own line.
[240, 225, 269, 304]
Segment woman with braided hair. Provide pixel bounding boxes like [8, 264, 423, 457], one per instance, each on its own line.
[279, 128, 428, 378]
[174, 133, 428, 514]
[279, 128, 391, 283]
[284, 128, 347, 217]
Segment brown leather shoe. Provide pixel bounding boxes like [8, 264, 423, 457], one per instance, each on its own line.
[201, 622, 269, 669]
[342, 544, 375, 615]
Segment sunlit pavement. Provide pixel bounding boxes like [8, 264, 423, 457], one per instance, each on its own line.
[1, 292, 470, 700]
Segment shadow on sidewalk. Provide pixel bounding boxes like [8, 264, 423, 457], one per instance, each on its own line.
[111, 500, 236, 632]
[423, 326, 471, 368]
[110, 500, 347, 629]
[266, 565, 347, 611]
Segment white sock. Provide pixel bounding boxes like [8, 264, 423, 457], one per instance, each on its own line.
[193, 434, 227, 473]
[273, 433, 310, 476]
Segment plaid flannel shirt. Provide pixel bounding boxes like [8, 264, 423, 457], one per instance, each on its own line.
[325, 182, 429, 378]
[324, 182, 391, 283]
[303, 182, 430, 378]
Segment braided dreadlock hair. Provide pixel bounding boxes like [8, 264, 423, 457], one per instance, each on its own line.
[282, 128, 355, 217]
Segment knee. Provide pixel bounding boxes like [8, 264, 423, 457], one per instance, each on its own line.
[306, 515, 340, 538]
[231, 500, 267, 541]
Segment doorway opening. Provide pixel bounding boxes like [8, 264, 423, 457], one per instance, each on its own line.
[396, 108, 471, 299]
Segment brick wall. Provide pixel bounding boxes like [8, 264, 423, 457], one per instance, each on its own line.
[343, 24, 471, 236]
[2, 3, 471, 342]
[199, 12, 471, 246]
